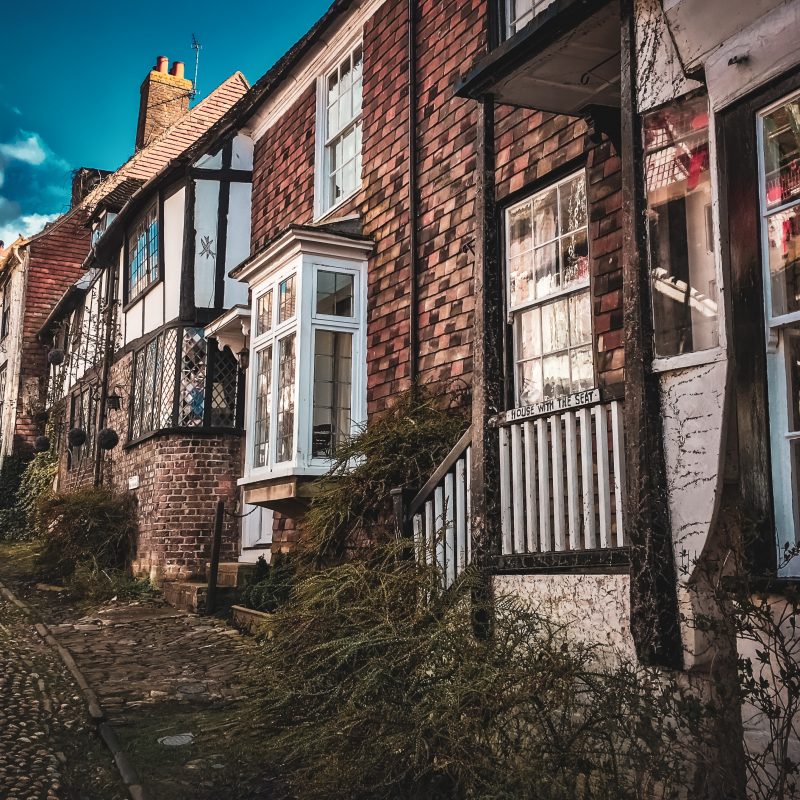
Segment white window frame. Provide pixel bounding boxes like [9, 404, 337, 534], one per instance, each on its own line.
[314, 38, 364, 220]
[756, 88, 800, 568]
[245, 254, 367, 482]
[502, 0, 553, 40]
[504, 169, 594, 409]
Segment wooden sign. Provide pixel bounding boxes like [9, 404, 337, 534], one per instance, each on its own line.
[494, 388, 600, 426]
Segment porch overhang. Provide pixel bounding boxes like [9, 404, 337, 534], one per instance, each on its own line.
[456, 0, 620, 116]
[204, 304, 250, 362]
[240, 474, 319, 517]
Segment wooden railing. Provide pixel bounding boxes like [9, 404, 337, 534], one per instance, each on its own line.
[397, 428, 472, 588]
[496, 399, 626, 556]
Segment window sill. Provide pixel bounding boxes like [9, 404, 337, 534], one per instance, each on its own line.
[124, 425, 243, 450]
[314, 185, 361, 224]
[123, 275, 163, 313]
[490, 547, 631, 574]
[651, 346, 726, 374]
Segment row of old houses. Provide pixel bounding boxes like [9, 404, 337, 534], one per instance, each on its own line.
[2, 0, 800, 790]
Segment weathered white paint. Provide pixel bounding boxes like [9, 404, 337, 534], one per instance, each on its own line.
[125, 291, 142, 342]
[662, 0, 788, 74]
[239, 503, 274, 563]
[0, 248, 27, 461]
[493, 573, 636, 663]
[194, 179, 220, 309]
[163, 186, 185, 322]
[634, 0, 701, 113]
[660, 361, 728, 582]
[224, 181, 252, 306]
[704, 1, 800, 112]
[231, 133, 254, 170]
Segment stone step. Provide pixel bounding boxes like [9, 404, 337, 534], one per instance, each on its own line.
[163, 581, 237, 614]
[212, 561, 257, 589]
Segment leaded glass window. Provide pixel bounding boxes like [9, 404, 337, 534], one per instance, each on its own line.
[276, 334, 296, 463]
[127, 204, 159, 301]
[128, 326, 241, 441]
[312, 330, 352, 457]
[253, 346, 273, 468]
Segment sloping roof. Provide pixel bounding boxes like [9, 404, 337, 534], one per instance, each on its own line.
[90, 177, 146, 217]
[26, 71, 250, 246]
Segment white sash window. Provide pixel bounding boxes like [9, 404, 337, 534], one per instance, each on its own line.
[758, 90, 800, 561]
[505, 171, 593, 407]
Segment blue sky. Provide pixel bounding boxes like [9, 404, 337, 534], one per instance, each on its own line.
[0, 0, 331, 245]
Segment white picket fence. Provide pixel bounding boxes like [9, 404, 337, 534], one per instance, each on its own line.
[498, 400, 626, 555]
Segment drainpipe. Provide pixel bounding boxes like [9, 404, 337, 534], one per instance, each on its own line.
[93, 261, 118, 487]
[407, 0, 419, 385]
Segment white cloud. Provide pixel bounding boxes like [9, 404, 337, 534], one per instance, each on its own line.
[0, 212, 59, 247]
[0, 133, 47, 166]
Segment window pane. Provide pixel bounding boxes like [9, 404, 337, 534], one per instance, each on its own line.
[559, 173, 588, 234]
[517, 358, 543, 406]
[534, 243, 559, 298]
[532, 188, 558, 246]
[570, 346, 594, 392]
[253, 346, 272, 468]
[210, 345, 240, 428]
[644, 94, 718, 357]
[278, 275, 296, 323]
[761, 97, 800, 210]
[541, 298, 569, 354]
[317, 270, 354, 316]
[542, 352, 570, 399]
[276, 334, 296, 463]
[179, 328, 207, 427]
[766, 207, 800, 317]
[256, 290, 272, 336]
[516, 307, 541, 360]
[560, 229, 589, 289]
[312, 330, 353, 458]
[569, 289, 592, 346]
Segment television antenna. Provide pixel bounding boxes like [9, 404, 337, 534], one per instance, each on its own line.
[191, 34, 202, 99]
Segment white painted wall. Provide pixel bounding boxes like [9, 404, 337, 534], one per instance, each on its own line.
[0, 251, 27, 460]
[163, 186, 185, 323]
[225, 181, 252, 306]
[194, 179, 220, 309]
[232, 133, 254, 170]
[142, 282, 164, 336]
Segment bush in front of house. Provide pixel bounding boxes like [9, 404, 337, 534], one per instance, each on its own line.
[0, 450, 56, 542]
[255, 547, 715, 800]
[240, 553, 295, 613]
[36, 487, 136, 585]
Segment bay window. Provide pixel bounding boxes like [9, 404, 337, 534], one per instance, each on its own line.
[758, 90, 800, 552]
[129, 325, 241, 441]
[644, 93, 719, 359]
[127, 203, 159, 301]
[243, 239, 367, 482]
[505, 171, 593, 407]
[317, 44, 363, 216]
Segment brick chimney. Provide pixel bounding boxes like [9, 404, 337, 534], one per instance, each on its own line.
[135, 56, 193, 150]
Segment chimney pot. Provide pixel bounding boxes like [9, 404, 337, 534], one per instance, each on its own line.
[170, 61, 185, 79]
[156, 55, 169, 73]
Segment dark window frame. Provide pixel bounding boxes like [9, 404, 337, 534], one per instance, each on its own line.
[127, 324, 243, 445]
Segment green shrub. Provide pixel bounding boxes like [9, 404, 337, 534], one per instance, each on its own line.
[0, 507, 26, 541]
[0, 454, 30, 509]
[68, 561, 156, 602]
[240, 553, 295, 613]
[17, 448, 57, 536]
[36, 487, 136, 581]
[256, 547, 713, 800]
[305, 388, 467, 561]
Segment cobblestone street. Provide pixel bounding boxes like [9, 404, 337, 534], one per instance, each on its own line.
[0, 593, 124, 800]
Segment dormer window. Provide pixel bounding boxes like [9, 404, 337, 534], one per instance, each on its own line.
[316, 44, 363, 217]
[127, 203, 159, 301]
[91, 211, 117, 247]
